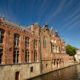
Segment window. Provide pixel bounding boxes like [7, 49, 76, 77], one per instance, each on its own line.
[25, 50, 29, 63]
[53, 34, 54, 37]
[13, 49, 19, 64]
[51, 39, 54, 43]
[14, 34, 19, 46]
[53, 46, 56, 53]
[54, 39, 56, 43]
[0, 48, 3, 64]
[25, 37, 29, 48]
[34, 40, 37, 49]
[54, 59, 56, 65]
[57, 59, 59, 65]
[9, 48, 12, 51]
[0, 29, 4, 43]
[34, 50, 37, 62]
[30, 67, 33, 72]
[43, 37, 46, 48]
[59, 59, 61, 64]
[46, 64, 48, 68]
[56, 47, 59, 53]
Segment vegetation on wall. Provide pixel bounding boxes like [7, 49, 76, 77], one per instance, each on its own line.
[66, 44, 76, 56]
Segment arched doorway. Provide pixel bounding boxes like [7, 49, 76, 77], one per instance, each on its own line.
[15, 72, 20, 80]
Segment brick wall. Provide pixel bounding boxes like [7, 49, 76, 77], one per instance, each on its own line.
[0, 23, 40, 64]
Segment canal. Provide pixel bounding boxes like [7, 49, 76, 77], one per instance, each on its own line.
[29, 64, 80, 80]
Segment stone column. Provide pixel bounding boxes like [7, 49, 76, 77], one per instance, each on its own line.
[37, 40, 39, 62]
[2, 31, 7, 64]
[19, 35, 22, 63]
[29, 38, 32, 63]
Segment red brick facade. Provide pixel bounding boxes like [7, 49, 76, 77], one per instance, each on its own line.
[39, 25, 71, 73]
[0, 17, 74, 75]
[0, 18, 39, 64]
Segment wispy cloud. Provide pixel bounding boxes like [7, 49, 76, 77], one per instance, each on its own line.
[50, 1, 65, 17]
[66, 20, 80, 31]
[64, 3, 80, 22]
[0, 0, 20, 24]
[62, 14, 80, 31]
[47, 0, 66, 22]
[2, 0, 22, 24]
[65, 0, 73, 8]
[37, 0, 53, 23]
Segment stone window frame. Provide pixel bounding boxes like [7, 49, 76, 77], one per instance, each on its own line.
[54, 59, 56, 65]
[51, 43, 53, 53]
[34, 39, 37, 49]
[13, 49, 19, 64]
[30, 66, 33, 72]
[25, 49, 29, 63]
[0, 47, 3, 64]
[34, 50, 37, 62]
[25, 37, 29, 48]
[14, 34, 20, 47]
[56, 46, 59, 53]
[46, 64, 48, 68]
[0, 28, 5, 43]
[43, 37, 47, 48]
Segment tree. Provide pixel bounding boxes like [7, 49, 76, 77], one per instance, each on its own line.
[66, 44, 76, 56]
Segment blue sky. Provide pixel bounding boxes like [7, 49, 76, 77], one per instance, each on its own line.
[0, 0, 80, 48]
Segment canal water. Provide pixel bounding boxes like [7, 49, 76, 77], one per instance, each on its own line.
[29, 64, 80, 80]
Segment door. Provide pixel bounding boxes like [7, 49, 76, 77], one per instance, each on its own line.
[15, 72, 20, 80]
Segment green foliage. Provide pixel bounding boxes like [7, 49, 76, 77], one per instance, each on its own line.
[66, 45, 76, 56]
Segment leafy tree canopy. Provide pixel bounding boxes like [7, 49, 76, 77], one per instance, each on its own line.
[66, 44, 76, 56]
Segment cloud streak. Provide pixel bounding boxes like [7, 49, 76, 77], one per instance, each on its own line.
[62, 14, 80, 31]
[65, 0, 73, 8]
[64, 2, 80, 22]
[66, 20, 80, 31]
[37, 0, 53, 23]
[47, 0, 66, 22]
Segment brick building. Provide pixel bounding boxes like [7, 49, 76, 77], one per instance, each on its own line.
[39, 24, 73, 74]
[0, 17, 74, 80]
[0, 17, 41, 80]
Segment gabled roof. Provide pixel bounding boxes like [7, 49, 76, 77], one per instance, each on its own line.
[0, 17, 26, 31]
[0, 17, 62, 39]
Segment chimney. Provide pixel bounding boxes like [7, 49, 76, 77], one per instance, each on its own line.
[55, 31, 59, 37]
[45, 24, 48, 28]
[31, 24, 34, 34]
[24, 28, 27, 32]
[0, 18, 2, 23]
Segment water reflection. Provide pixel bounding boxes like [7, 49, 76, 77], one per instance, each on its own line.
[29, 64, 80, 80]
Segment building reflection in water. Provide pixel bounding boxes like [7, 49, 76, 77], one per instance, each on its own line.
[29, 65, 80, 80]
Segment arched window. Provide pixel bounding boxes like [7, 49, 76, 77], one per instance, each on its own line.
[34, 40, 37, 49]
[14, 34, 19, 47]
[0, 47, 3, 64]
[34, 50, 37, 62]
[0, 28, 5, 43]
[51, 43, 53, 53]
[13, 49, 19, 64]
[56, 47, 59, 53]
[25, 37, 29, 48]
[25, 50, 29, 63]
[43, 37, 46, 48]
